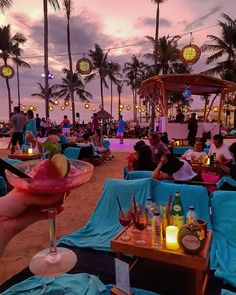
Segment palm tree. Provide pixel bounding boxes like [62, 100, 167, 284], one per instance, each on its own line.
[117, 80, 123, 120]
[43, 0, 60, 119]
[31, 82, 59, 105]
[86, 44, 109, 109]
[107, 61, 121, 116]
[123, 55, 147, 122]
[55, 68, 92, 102]
[12, 43, 31, 108]
[201, 13, 236, 82]
[62, 0, 77, 126]
[151, 0, 167, 74]
[145, 35, 188, 74]
[0, 0, 12, 13]
[0, 25, 28, 117]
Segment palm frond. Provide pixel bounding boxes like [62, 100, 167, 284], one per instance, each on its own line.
[48, 0, 60, 10]
[0, 0, 12, 13]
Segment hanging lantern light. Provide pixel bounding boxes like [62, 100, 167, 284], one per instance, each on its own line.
[213, 107, 218, 112]
[84, 103, 90, 109]
[92, 108, 97, 112]
[138, 109, 142, 113]
[135, 105, 139, 109]
[183, 88, 192, 99]
[29, 105, 34, 111]
[21, 105, 26, 111]
[49, 105, 54, 111]
[141, 108, 146, 113]
[126, 105, 131, 111]
[69, 107, 73, 111]
[33, 107, 37, 111]
[120, 104, 124, 109]
[64, 100, 70, 106]
[61, 106, 65, 111]
[54, 99, 59, 105]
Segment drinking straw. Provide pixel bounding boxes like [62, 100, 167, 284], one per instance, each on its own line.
[116, 196, 124, 217]
[0, 159, 31, 179]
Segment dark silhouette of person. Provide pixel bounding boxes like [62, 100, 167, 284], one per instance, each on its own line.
[187, 113, 198, 146]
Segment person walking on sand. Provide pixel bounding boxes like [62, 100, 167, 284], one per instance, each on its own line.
[117, 115, 125, 144]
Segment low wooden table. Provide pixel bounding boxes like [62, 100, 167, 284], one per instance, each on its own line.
[111, 225, 212, 295]
[8, 153, 42, 161]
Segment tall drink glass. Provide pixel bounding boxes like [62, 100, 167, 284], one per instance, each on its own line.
[6, 159, 93, 277]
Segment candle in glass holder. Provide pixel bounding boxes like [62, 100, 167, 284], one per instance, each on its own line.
[166, 226, 179, 250]
[28, 148, 33, 155]
[206, 157, 210, 166]
[176, 140, 180, 146]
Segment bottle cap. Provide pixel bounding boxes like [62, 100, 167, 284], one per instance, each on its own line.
[189, 206, 194, 210]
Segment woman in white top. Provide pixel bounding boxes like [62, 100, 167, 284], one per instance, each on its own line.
[152, 154, 197, 182]
[25, 131, 43, 154]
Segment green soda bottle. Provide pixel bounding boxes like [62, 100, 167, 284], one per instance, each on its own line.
[171, 191, 184, 229]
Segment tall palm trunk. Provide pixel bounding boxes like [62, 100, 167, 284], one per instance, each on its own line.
[151, 2, 160, 131]
[66, 12, 75, 126]
[43, 0, 49, 119]
[16, 61, 21, 107]
[154, 2, 160, 74]
[3, 60, 12, 118]
[118, 91, 121, 119]
[100, 76, 104, 109]
[110, 79, 113, 115]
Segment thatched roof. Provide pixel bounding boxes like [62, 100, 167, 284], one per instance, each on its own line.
[96, 109, 113, 120]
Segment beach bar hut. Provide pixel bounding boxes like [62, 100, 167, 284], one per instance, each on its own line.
[138, 74, 236, 138]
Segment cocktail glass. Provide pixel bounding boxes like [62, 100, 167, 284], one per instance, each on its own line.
[119, 207, 132, 241]
[5, 159, 93, 277]
[133, 206, 147, 245]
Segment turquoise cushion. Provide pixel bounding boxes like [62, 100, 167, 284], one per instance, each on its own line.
[0, 176, 7, 196]
[59, 178, 152, 251]
[210, 191, 236, 287]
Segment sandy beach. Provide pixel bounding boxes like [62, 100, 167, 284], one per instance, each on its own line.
[0, 138, 133, 284]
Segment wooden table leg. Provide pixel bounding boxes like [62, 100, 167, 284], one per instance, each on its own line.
[194, 270, 204, 295]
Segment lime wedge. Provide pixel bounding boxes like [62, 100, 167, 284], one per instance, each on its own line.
[50, 154, 70, 177]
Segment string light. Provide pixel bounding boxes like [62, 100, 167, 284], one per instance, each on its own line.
[84, 103, 90, 109]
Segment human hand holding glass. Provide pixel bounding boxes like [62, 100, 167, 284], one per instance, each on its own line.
[5, 157, 93, 277]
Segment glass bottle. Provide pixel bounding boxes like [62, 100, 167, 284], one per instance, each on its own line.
[152, 211, 163, 249]
[186, 206, 197, 225]
[171, 191, 184, 229]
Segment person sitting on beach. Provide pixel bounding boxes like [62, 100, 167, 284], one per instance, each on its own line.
[148, 132, 170, 164]
[152, 153, 197, 182]
[182, 138, 206, 162]
[209, 134, 232, 165]
[133, 144, 156, 171]
[127, 140, 145, 171]
[25, 131, 43, 154]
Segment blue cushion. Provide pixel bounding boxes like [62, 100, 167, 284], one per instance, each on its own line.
[172, 146, 192, 156]
[125, 170, 152, 180]
[59, 178, 152, 251]
[210, 191, 236, 287]
[151, 179, 211, 228]
[221, 290, 236, 295]
[63, 147, 81, 160]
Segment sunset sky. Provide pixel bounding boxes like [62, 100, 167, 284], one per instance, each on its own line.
[0, 0, 234, 123]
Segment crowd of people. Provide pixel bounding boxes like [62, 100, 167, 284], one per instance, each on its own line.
[127, 131, 236, 184]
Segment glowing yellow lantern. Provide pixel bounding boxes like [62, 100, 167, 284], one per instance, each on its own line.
[64, 100, 70, 106]
[21, 105, 26, 111]
[141, 108, 145, 113]
[61, 106, 65, 111]
[166, 226, 179, 250]
[49, 105, 54, 111]
[33, 107, 37, 111]
[120, 104, 124, 109]
[92, 108, 97, 112]
[28, 148, 33, 155]
[54, 99, 59, 105]
[126, 105, 131, 111]
[29, 105, 34, 111]
[135, 105, 139, 109]
[69, 107, 72, 111]
[213, 107, 218, 112]
[138, 109, 142, 113]
[84, 103, 90, 109]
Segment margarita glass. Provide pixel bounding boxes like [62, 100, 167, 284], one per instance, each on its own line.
[5, 159, 93, 277]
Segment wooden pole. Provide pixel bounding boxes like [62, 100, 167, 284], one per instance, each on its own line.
[218, 91, 226, 123]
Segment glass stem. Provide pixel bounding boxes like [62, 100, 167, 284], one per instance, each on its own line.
[48, 207, 57, 255]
